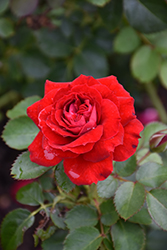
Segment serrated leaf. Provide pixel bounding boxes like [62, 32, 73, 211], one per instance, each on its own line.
[10, 0, 38, 17]
[124, 0, 167, 33]
[42, 230, 68, 250]
[146, 189, 167, 230]
[65, 205, 98, 230]
[114, 155, 137, 177]
[7, 96, 41, 119]
[114, 27, 140, 54]
[2, 116, 39, 150]
[131, 45, 160, 83]
[114, 182, 145, 220]
[97, 175, 119, 198]
[111, 220, 145, 250]
[55, 162, 75, 193]
[136, 162, 167, 188]
[100, 200, 119, 226]
[50, 207, 66, 229]
[0, 18, 14, 38]
[137, 148, 162, 165]
[87, 0, 110, 6]
[0, 208, 34, 250]
[11, 151, 53, 180]
[128, 206, 152, 225]
[64, 226, 102, 250]
[159, 60, 167, 89]
[16, 182, 44, 206]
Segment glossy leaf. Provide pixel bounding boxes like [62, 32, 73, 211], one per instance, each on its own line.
[55, 162, 75, 193]
[11, 151, 53, 180]
[0, 18, 14, 38]
[50, 207, 66, 229]
[131, 45, 160, 83]
[114, 27, 140, 54]
[114, 182, 145, 219]
[124, 0, 167, 33]
[64, 226, 102, 250]
[7, 96, 41, 119]
[128, 206, 152, 225]
[146, 189, 167, 230]
[97, 175, 119, 198]
[65, 205, 98, 230]
[159, 60, 167, 89]
[10, 0, 38, 17]
[16, 182, 44, 206]
[100, 200, 119, 226]
[1, 208, 34, 250]
[136, 162, 167, 188]
[114, 155, 137, 177]
[111, 220, 145, 250]
[42, 230, 68, 250]
[2, 116, 39, 150]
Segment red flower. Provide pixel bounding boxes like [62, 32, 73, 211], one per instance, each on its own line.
[27, 75, 143, 185]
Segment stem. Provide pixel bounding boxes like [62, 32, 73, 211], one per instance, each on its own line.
[112, 173, 129, 182]
[145, 82, 167, 123]
[137, 150, 151, 165]
[94, 199, 105, 237]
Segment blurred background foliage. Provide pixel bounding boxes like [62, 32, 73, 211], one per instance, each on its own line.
[0, 0, 167, 123]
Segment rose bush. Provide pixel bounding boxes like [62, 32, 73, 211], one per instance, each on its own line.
[27, 74, 143, 185]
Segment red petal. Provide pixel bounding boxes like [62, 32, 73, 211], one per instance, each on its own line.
[101, 99, 120, 139]
[71, 74, 100, 87]
[64, 154, 113, 185]
[45, 80, 70, 95]
[98, 76, 130, 97]
[83, 124, 124, 162]
[113, 119, 144, 161]
[28, 132, 62, 167]
[117, 96, 136, 126]
[27, 89, 57, 126]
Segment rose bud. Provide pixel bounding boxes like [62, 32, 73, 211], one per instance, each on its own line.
[27, 74, 143, 185]
[149, 129, 167, 153]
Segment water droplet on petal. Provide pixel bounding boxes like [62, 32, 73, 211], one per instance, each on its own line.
[44, 150, 55, 160]
[69, 170, 80, 179]
[92, 127, 95, 129]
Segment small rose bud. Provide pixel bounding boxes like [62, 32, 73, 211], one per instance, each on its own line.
[149, 129, 167, 153]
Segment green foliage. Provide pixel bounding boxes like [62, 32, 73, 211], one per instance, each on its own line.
[128, 206, 152, 225]
[50, 207, 66, 229]
[10, 0, 38, 17]
[42, 230, 68, 250]
[114, 155, 137, 177]
[0, 18, 14, 38]
[97, 175, 119, 198]
[100, 200, 119, 226]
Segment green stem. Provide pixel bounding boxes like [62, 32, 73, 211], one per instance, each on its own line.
[137, 150, 150, 165]
[145, 82, 167, 123]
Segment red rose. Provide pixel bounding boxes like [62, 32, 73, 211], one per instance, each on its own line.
[27, 75, 143, 185]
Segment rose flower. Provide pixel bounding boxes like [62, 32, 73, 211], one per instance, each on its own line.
[27, 75, 143, 185]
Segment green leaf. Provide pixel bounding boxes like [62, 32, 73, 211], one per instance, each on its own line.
[42, 230, 68, 250]
[97, 175, 119, 198]
[124, 0, 167, 33]
[128, 206, 152, 225]
[34, 29, 72, 58]
[16, 182, 44, 206]
[11, 151, 53, 180]
[36, 226, 56, 241]
[10, 0, 38, 17]
[100, 200, 119, 226]
[64, 226, 102, 250]
[0, 0, 10, 14]
[114, 27, 140, 54]
[139, 0, 167, 24]
[0, 18, 14, 38]
[103, 237, 114, 250]
[146, 229, 167, 250]
[55, 162, 75, 193]
[146, 189, 167, 230]
[87, 0, 110, 6]
[114, 182, 145, 220]
[0, 208, 34, 250]
[98, 0, 123, 31]
[73, 48, 108, 78]
[2, 116, 39, 150]
[114, 155, 137, 177]
[111, 220, 145, 250]
[65, 205, 98, 230]
[137, 149, 162, 165]
[136, 162, 167, 188]
[145, 31, 167, 55]
[159, 60, 167, 89]
[50, 207, 66, 229]
[131, 45, 160, 83]
[7, 96, 41, 119]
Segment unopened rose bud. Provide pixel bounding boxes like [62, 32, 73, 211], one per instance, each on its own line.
[149, 129, 167, 153]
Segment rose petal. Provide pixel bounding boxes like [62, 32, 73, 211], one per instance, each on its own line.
[113, 119, 144, 161]
[45, 80, 70, 95]
[117, 96, 136, 126]
[64, 154, 113, 185]
[71, 74, 100, 87]
[101, 99, 120, 139]
[83, 123, 124, 162]
[28, 131, 62, 166]
[98, 75, 130, 97]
